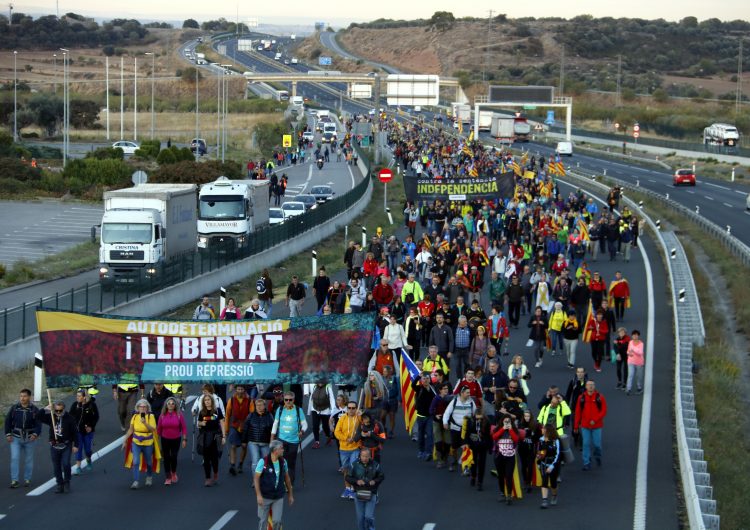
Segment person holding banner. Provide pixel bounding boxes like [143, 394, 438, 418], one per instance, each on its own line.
[38, 400, 77, 494]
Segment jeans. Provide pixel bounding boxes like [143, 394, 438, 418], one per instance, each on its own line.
[532, 340, 545, 362]
[261, 299, 273, 318]
[257, 497, 284, 530]
[415, 415, 433, 455]
[354, 493, 378, 530]
[627, 364, 644, 392]
[74, 432, 94, 462]
[131, 443, 153, 481]
[549, 330, 563, 352]
[248, 443, 271, 475]
[9, 437, 36, 482]
[581, 427, 602, 466]
[450, 348, 470, 383]
[50, 442, 72, 485]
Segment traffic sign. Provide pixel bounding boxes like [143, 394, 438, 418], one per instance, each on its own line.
[633, 124, 640, 132]
[131, 170, 148, 185]
[378, 168, 393, 183]
[523, 105, 537, 110]
[614, 122, 620, 129]
[282, 134, 292, 148]
[633, 131, 640, 139]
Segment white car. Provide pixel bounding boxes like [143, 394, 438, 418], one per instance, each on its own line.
[746, 192, 750, 210]
[556, 141, 573, 156]
[269, 207, 286, 225]
[112, 141, 139, 155]
[302, 131, 314, 142]
[281, 201, 306, 218]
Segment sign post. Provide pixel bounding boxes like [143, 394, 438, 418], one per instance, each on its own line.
[633, 123, 640, 144]
[378, 168, 393, 211]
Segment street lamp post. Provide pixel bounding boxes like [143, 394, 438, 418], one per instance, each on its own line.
[220, 65, 232, 162]
[13, 50, 17, 142]
[145, 52, 155, 139]
[60, 48, 69, 166]
[120, 56, 124, 140]
[133, 56, 137, 142]
[52, 53, 57, 94]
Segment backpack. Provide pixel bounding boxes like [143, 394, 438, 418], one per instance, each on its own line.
[578, 392, 602, 412]
[256, 277, 267, 295]
[311, 386, 330, 412]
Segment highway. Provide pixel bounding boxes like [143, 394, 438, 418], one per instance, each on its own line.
[318, 32, 402, 74]
[0, 178, 677, 529]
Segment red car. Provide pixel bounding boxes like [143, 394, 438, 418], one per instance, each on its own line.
[673, 169, 696, 186]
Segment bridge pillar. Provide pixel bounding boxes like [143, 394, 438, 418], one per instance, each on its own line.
[291, 80, 297, 98]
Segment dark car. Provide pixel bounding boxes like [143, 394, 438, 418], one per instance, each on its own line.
[295, 194, 318, 210]
[190, 138, 207, 156]
[309, 185, 334, 203]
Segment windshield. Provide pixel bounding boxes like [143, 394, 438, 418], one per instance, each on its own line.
[298, 196, 315, 205]
[311, 187, 330, 195]
[102, 223, 152, 244]
[200, 195, 244, 220]
[283, 203, 303, 211]
[269, 209, 283, 218]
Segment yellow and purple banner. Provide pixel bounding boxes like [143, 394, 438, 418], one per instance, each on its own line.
[36, 310, 376, 387]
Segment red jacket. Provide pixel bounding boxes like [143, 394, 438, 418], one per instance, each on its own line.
[574, 391, 607, 430]
[586, 318, 608, 342]
[453, 379, 482, 407]
[610, 279, 630, 298]
[363, 258, 379, 278]
[372, 283, 394, 305]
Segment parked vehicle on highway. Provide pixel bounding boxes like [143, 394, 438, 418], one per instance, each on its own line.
[281, 201, 305, 218]
[556, 141, 573, 156]
[302, 131, 315, 142]
[197, 176, 270, 254]
[191, 138, 207, 156]
[99, 184, 197, 288]
[269, 207, 286, 225]
[296, 194, 318, 210]
[310, 185, 334, 203]
[673, 169, 696, 186]
[112, 141, 139, 155]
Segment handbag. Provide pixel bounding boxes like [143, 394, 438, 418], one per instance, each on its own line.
[610, 348, 617, 364]
[355, 489, 373, 501]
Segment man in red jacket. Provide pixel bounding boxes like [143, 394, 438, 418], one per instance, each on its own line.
[574, 380, 607, 471]
[372, 275, 394, 308]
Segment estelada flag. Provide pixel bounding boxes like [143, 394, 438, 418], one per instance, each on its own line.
[581, 301, 595, 343]
[577, 219, 590, 242]
[399, 349, 421, 435]
[607, 279, 631, 308]
[532, 457, 543, 487]
[501, 455, 524, 499]
[124, 432, 162, 474]
[439, 239, 450, 251]
[460, 446, 474, 471]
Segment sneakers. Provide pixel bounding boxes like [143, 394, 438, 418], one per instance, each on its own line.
[229, 465, 237, 476]
[55, 484, 64, 494]
[436, 461, 445, 469]
[312, 441, 321, 449]
[341, 488, 355, 500]
[84, 460, 92, 473]
[616, 383, 623, 389]
[551, 495, 558, 506]
[24, 479, 30, 487]
[582, 464, 591, 471]
[10, 480, 20, 489]
[534, 361, 542, 368]
[237, 464, 244, 474]
[636, 389, 643, 395]
[541, 499, 549, 509]
[72, 467, 81, 476]
[145, 476, 153, 487]
[130, 481, 139, 490]
[164, 477, 172, 486]
[448, 464, 456, 472]
[204, 479, 212, 487]
[596, 457, 602, 467]
[327, 437, 335, 446]
[171, 472, 179, 483]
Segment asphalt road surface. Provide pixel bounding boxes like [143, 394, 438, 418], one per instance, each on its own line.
[0, 181, 678, 530]
[0, 201, 103, 268]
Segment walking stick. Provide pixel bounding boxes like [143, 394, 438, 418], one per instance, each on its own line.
[297, 406, 305, 487]
[47, 389, 59, 443]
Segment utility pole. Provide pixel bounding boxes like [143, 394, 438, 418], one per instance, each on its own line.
[373, 74, 381, 165]
[105, 56, 110, 140]
[559, 44, 565, 97]
[120, 56, 124, 140]
[195, 67, 199, 153]
[145, 52, 155, 139]
[483, 10, 493, 83]
[616, 54, 622, 107]
[13, 50, 17, 142]
[737, 39, 744, 121]
[133, 56, 137, 142]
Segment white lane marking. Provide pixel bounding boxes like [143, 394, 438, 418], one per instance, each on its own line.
[208, 510, 239, 530]
[735, 190, 747, 196]
[422, 525, 437, 530]
[648, 179, 656, 183]
[0, 515, 6, 521]
[347, 165, 356, 190]
[703, 182, 730, 191]
[704, 196, 714, 201]
[686, 190, 695, 194]
[633, 215, 656, 530]
[27, 435, 125, 496]
[723, 202, 733, 208]
[745, 211, 750, 216]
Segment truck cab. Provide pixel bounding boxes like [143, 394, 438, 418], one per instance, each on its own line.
[197, 176, 270, 254]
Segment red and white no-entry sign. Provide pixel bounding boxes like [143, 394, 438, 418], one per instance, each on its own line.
[633, 124, 640, 132]
[633, 131, 640, 139]
[378, 168, 393, 183]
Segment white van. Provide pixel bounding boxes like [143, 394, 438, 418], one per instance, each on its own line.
[556, 141, 573, 156]
[291, 96, 304, 107]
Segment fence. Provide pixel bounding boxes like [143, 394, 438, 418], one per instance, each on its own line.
[0, 170, 371, 348]
[563, 169, 718, 529]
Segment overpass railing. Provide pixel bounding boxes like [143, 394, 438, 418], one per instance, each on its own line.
[564, 169, 718, 530]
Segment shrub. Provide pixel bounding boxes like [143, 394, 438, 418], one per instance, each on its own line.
[5, 260, 36, 284]
[0, 177, 29, 195]
[62, 158, 132, 191]
[0, 157, 42, 182]
[0, 263, 6, 279]
[156, 148, 177, 165]
[40, 172, 66, 193]
[86, 147, 124, 160]
[150, 160, 243, 184]
[134, 139, 161, 159]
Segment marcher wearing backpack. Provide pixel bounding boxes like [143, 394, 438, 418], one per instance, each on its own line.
[574, 380, 607, 471]
[270, 392, 308, 484]
[256, 269, 274, 318]
[307, 383, 336, 449]
[442, 387, 476, 472]
[254, 440, 294, 530]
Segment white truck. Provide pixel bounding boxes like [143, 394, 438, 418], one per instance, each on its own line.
[451, 103, 471, 124]
[195, 52, 206, 60]
[477, 111, 494, 132]
[491, 116, 516, 144]
[703, 123, 740, 147]
[98, 184, 197, 287]
[197, 176, 270, 253]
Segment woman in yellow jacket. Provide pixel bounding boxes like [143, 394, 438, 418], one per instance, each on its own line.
[334, 401, 361, 500]
[122, 399, 161, 489]
[547, 301, 566, 356]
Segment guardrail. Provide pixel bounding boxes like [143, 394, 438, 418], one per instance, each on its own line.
[563, 169, 718, 529]
[0, 170, 371, 348]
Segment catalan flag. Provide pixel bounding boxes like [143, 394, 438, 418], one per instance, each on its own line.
[457, 120, 463, 133]
[462, 144, 473, 157]
[460, 446, 474, 471]
[422, 235, 432, 250]
[577, 219, 590, 242]
[607, 278, 631, 309]
[547, 155, 557, 176]
[469, 166, 479, 177]
[512, 161, 522, 176]
[399, 348, 421, 435]
[555, 153, 565, 176]
[581, 301, 595, 343]
[521, 152, 528, 167]
[439, 239, 450, 251]
[468, 129, 474, 143]
[479, 249, 490, 266]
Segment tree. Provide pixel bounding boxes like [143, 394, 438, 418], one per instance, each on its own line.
[430, 11, 455, 32]
[178, 66, 202, 82]
[27, 94, 63, 137]
[182, 18, 199, 29]
[652, 88, 669, 103]
[69, 99, 100, 129]
[102, 45, 115, 56]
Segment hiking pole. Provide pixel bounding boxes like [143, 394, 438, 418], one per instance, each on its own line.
[191, 414, 197, 462]
[297, 407, 305, 488]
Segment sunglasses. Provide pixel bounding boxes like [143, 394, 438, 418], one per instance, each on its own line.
[54, 409, 64, 413]
[283, 398, 294, 402]
[347, 406, 357, 410]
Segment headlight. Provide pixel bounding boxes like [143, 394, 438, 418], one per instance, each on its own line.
[146, 268, 156, 275]
[99, 267, 109, 275]
[198, 236, 208, 244]
[310, 204, 317, 209]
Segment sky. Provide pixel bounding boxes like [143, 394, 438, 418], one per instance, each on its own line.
[10, 0, 750, 26]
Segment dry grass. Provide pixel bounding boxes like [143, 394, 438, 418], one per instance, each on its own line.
[0, 365, 73, 410]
